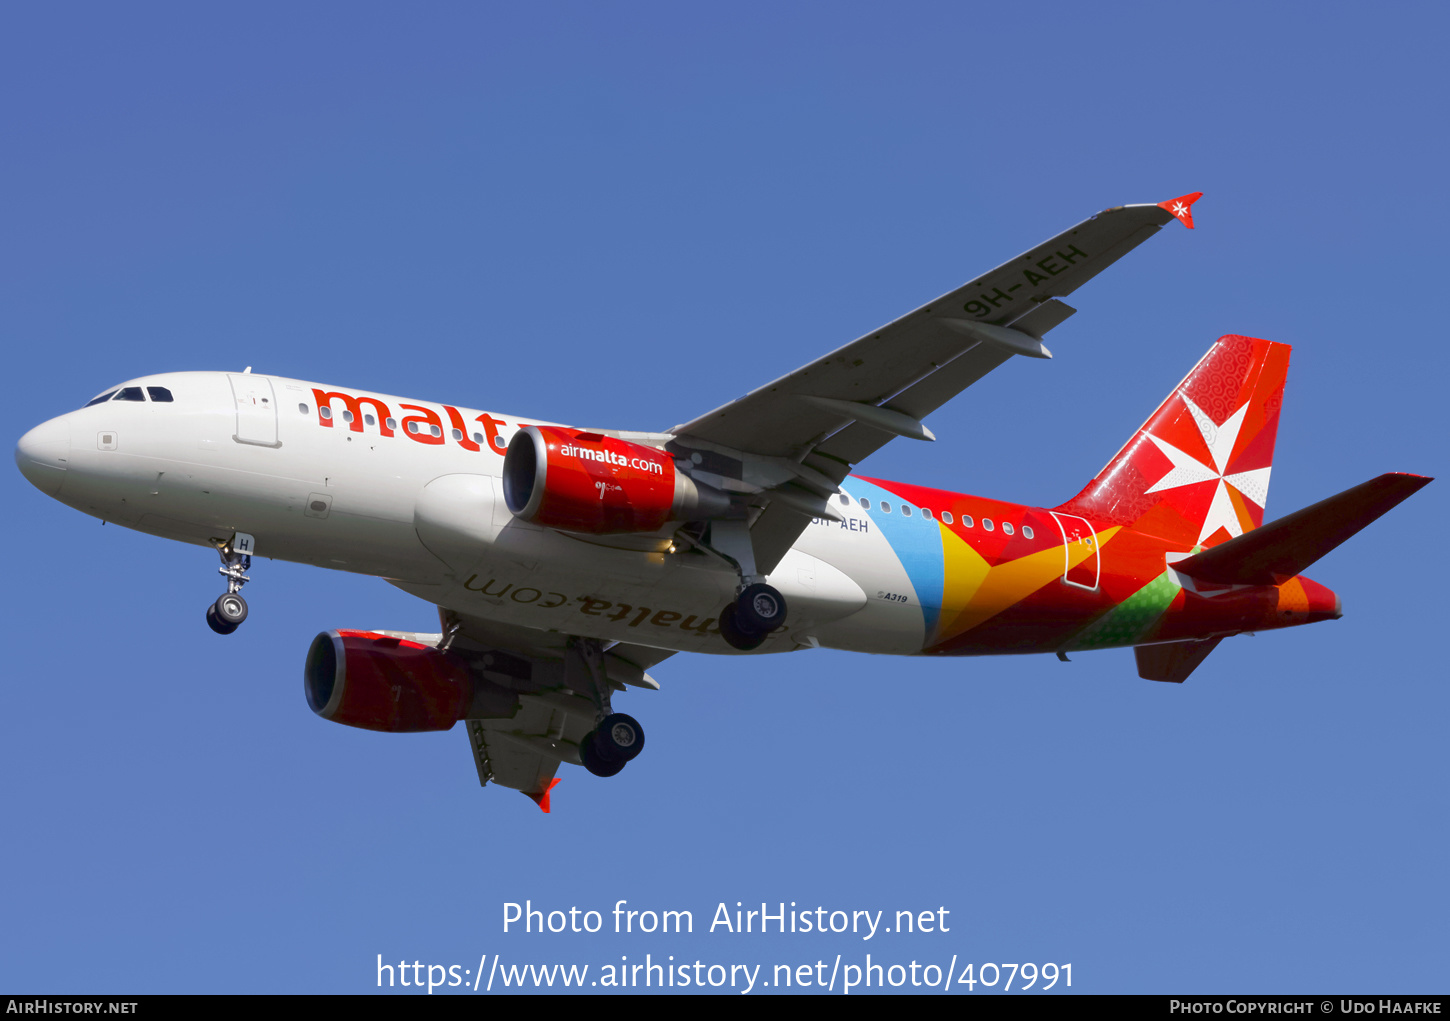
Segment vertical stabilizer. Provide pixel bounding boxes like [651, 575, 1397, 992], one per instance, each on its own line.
[1057, 335, 1291, 549]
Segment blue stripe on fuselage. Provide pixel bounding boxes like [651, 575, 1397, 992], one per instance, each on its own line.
[843, 478, 944, 638]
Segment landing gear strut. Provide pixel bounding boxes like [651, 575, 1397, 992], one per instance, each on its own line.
[205, 532, 255, 635]
[568, 638, 647, 778]
[705, 521, 788, 651]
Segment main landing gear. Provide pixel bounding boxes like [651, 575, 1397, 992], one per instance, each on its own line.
[205, 532, 255, 636]
[671, 521, 790, 650]
[703, 520, 788, 651]
[718, 582, 788, 651]
[568, 638, 647, 778]
[579, 713, 645, 777]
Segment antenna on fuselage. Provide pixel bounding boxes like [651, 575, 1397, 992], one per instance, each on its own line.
[243, 366, 252, 374]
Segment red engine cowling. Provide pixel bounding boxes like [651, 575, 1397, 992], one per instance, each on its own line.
[304, 630, 472, 732]
[502, 425, 730, 534]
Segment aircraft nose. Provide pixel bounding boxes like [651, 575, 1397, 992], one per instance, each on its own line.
[15, 416, 71, 497]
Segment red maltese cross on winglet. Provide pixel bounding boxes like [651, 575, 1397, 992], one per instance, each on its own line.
[1158, 192, 1203, 228]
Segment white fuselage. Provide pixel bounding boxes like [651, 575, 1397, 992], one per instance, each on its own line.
[18, 372, 930, 656]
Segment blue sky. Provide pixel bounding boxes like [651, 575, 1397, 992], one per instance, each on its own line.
[3, 2, 1445, 994]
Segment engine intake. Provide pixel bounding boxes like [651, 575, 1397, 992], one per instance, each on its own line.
[502, 426, 730, 534]
[304, 630, 473, 732]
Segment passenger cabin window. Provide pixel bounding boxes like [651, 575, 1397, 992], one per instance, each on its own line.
[115, 387, 145, 402]
[881, 502, 892, 513]
[941, 511, 953, 524]
[962, 515, 974, 528]
[146, 387, 173, 402]
[85, 390, 118, 407]
[364, 414, 376, 426]
[923, 507, 933, 519]
[1022, 525, 1035, 540]
[319, 406, 333, 420]
[860, 499, 871, 510]
[386, 417, 398, 431]
[983, 518, 995, 531]
[298, 403, 309, 414]
[1002, 522, 1014, 536]
[838, 494, 850, 506]
[902, 505, 912, 517]
[342, 410, 354, 423]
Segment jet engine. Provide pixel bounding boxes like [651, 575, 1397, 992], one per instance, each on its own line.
[502, 426, 730, 534]
[304, 629, 474, 732]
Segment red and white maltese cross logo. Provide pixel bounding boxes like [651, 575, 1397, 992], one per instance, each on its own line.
[1144, 394, 1272, 545]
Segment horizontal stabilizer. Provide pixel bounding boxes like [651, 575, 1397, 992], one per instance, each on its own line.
[1135, 637, 1222, 683]
[1175, 473, 1432, 585]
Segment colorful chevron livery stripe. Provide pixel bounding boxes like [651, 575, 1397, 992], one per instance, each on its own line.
[843, 335, 1326, 658]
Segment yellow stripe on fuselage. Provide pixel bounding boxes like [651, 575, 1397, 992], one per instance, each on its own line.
[932, 525, 1121, 645]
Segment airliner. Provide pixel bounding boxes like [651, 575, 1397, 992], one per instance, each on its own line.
[15, 194, 1429, 811]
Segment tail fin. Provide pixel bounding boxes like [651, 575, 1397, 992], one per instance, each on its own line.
[1057, 335, 1291, 549]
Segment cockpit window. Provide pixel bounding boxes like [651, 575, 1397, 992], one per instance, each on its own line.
[114, 387, 145, 402]
[85, 390, 118, 407]
[146, 386, 174, 402]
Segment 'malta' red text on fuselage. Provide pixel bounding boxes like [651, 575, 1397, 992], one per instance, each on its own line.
[311, 388, 516, 455]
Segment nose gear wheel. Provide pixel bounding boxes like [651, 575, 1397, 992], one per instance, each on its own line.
[204, 533, 255, 635]
[205, 606, 237, 635]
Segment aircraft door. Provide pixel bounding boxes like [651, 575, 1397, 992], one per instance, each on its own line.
[227, 374, 280, 447]
[1049, 511, 1100, 590]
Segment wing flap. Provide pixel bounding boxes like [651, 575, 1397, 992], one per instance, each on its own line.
[441, 608, 672, 805]
[815, 343, 1015, 465]
[464, 702, 571, 793]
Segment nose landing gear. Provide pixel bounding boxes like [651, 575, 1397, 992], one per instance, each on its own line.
[205, 533, 255, 635]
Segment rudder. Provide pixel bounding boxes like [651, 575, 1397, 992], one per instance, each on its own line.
[1056, 335, 1291, 549]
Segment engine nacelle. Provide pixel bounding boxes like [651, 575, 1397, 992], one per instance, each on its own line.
[502, 425, 730, 534]
[304, 630, 472, 732]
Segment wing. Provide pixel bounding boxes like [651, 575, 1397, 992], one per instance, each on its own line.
[668, 195, 1201, 573]
[436, 608, 672, 812]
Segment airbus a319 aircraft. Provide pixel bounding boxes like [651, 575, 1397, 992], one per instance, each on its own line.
[15, 194, 1430, 811]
